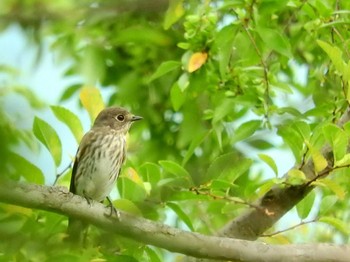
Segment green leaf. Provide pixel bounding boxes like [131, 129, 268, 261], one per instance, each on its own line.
[163, 0, 185, 30]
[113, 199, 142, 216]
[139, 162, 162, 186]
[278, 124, 304, 162]
[159, 160, 193, 184]
[323, 123, 348, 162]
[59, 84, 81, 102]
[8, 152, 44, 184]
[13, 86, 44, 108]
[80, 45, 105, 84]
[248, 139, 274, 150]
[317, 40, 346, 75]
[210, 179, 238, 191]
[213, 124, 223, 150]
[182, 131, 209, 165]
[170, 83, 186, 111]
[287, 169, 306, 185]
[293, 121, 311, 141]
[212, 99, 235, 124]
[296, 191, 315, 219]
[166, 191, 208, 201]
[148, 61, 181, 82]
[276, 107, 303, 117]
[231, 120, 261, 144]
[335, 153, 350, 167]
[114, 26, 171, 46]
[33, 117, 62, 166]
[305, 141, 328, 173]
[118, 177, 147, 202]
[319, 216, 349, 234]
[258, 154, 278, 177]
[256, 27, 292, 58]
[344, 119, 350, 136]
[166, 202, 195, 231]
[177, 72, 189, 91]
[144, 247, 162, 262]
[51, 106, 84, 143]
[214, 24, 236, 78]
[312, 179, 345, 200]
[159, 160, 189, 177]
[157, 177, 191, 189]
[319, 195, 338, 216]
[206, 152, 253, 182]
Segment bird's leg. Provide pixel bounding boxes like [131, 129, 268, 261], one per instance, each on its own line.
[105, 196, 120, 220]
[83, 193, 93, 206]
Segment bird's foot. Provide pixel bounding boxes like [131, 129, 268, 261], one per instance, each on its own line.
[105, 196, 120, 220]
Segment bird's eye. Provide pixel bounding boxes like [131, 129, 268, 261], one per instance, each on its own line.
[116, 114, 125, 121]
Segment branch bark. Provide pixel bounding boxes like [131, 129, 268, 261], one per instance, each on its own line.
[0, 181, 349, 262]
[219, 108, 350, 240]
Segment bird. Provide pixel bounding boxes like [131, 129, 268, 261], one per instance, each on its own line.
[67, 106, 142, 244]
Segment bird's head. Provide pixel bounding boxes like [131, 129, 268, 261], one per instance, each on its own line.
[93, 107, 142, 133]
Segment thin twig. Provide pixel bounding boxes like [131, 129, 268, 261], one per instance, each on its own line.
[261, 219, 318, 237]
[53, 162, 72, 185]
[190, 186, 261, 210]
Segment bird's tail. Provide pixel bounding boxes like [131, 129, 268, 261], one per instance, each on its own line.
[66, 217, 88, 246]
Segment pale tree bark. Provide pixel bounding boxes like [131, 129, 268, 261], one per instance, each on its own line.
[0, 181, 349, 262]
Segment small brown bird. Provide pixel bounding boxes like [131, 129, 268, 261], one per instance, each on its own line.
[67, 106, 142, 243]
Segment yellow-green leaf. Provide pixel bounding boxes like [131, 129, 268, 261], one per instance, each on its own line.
[79, 86, 105, 123]
[312, 150, 328, 173]
[334, 153, 350, 167]
[113, 199, 142, 216]
[163, 0, 185, 30]
[312, 179, 346, 200]
[123, 167, 144, 187]
[305, 141, 328, 173]
[287, 169, 306, 185]
[319, 216, 349, 234]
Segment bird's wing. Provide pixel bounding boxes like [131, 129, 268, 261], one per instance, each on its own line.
[69, 130, 96, 194]
[69, 147, 80, 194]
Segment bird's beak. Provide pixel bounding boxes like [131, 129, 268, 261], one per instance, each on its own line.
[131, 115, 143, 122]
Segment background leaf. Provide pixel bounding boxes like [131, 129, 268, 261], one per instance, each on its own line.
[149, 61, 181, 82]
[8, 152, 44, 184]
[79, 86, 105, 123]
[51, 106, 84, 143]
[258, 154, 278, 177]
[231, 120, 261, 144]
[33, 117, 62, 166]
[166, 202, 195, 231]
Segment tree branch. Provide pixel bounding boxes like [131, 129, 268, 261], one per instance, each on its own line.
[0, 181, 349, 262]
[218, 108, 350, 240]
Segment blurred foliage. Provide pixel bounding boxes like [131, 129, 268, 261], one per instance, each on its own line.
[1, 0, 350, 260]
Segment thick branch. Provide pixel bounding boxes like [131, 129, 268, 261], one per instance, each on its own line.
[219, 108, 350, 240]
[0, 181, 349, 262]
